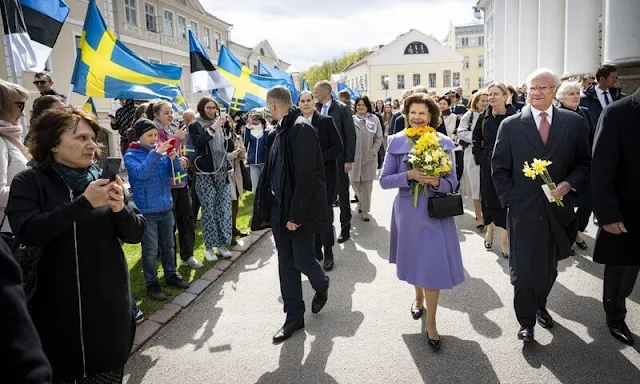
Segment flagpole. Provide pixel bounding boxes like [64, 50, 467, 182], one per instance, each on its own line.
[3, 41, 18, 84]
[66, 84, 74, 105]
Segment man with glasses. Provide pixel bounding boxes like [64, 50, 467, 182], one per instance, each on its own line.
[492, 68, 591, 343]
[32, 72, 66, 99]
[580, 65, 623, 128]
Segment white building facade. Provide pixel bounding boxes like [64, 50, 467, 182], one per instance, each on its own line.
[477, 0, 640, 92]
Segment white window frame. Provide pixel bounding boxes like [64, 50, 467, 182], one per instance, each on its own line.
[177, 14, 187, 41]
[163, 10, 174, 37]
[478, 55, 485, 69]
[452, 72, 460, 87]
[412, 73, 421, 87]
[428, 73, 436, 88]
[203, 26, 211, 48]
[214, 31, 221, 51]
[397, 74, 405, 90]
[478, 77, 485, 88]
[144, 2, 157, 33]
[124, 0, 139, 27]
[443, 70, 451, 87]
[190, 20, 199, 39]
[463, 56, 470, 69]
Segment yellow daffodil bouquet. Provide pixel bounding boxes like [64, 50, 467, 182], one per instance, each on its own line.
[406, 126, 452, 207]
[522, 158, 564, 207]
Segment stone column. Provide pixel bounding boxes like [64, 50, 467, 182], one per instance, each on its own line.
[537, 0, 565, 76]
[504, 0, 520, 85]
[518, 0, 538, 81]
[603, 0, 640, 93]
[563, 0, 601, 78]
[493, 0, 506, 83]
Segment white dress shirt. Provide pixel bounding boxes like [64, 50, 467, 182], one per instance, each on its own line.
[595, 85, 611, 109]
[531, 105, 553, 131]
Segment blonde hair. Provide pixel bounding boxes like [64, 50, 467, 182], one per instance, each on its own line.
[0, 79, 29, 121]
[487, 82, 509, 97]
[469, 91, 488, 112]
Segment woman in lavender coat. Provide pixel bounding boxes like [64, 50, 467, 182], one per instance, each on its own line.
[380, 93, 464, 351]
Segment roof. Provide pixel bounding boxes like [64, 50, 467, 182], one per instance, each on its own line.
[205, 11, 233, 27]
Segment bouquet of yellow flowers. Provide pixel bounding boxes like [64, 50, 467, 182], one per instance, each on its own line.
[522, 158, 564, 207]
[406, 126, 452, 207]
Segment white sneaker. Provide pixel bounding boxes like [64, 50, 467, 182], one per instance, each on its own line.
[205, 249, 218, 261]
[180, 256, 204, 269]
[217, 246, 232, 259]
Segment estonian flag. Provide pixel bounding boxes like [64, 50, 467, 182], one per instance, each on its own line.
[19, 0, 69, 72]
[0, 0, 37, 74]
[189, 30, 232, 98]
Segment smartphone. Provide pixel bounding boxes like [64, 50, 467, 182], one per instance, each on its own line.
[102, 157, 121, 181]
[108, 113, 116, 119]
[167, 138, 176, 155]
[220, 110, 228, 119]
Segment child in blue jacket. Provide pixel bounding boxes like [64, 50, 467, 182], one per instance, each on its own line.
[124, 119, 190, 301]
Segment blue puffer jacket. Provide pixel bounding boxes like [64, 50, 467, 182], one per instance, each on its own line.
[124, 142, 184, 214]
[244, 128, 269, 165]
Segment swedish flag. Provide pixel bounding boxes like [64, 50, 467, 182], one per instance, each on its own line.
[83, 97, 97, 116]
[173, 170, 188, 186]
[258, 61, 299, 103]
[181, 144, 196, 157]
[216, 45, 290, 112]
[71, 0, 187, 107]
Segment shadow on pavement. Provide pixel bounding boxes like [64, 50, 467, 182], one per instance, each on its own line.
[348, 214, 391, 261]
[402, 333, 500, 384]
[439, 269, 505, 339]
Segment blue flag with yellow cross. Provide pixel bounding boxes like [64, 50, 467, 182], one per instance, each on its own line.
[71, 0, 187, 110]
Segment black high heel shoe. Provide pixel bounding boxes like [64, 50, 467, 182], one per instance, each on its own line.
[476, 217, 485, 230]
[484, 240, 493, 250]
[575, 240, 588, 250]
[427, 333, 441, 351]
[411, 302, 424, 320]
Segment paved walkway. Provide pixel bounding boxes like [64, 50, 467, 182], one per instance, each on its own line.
[124, 181, 640, 383]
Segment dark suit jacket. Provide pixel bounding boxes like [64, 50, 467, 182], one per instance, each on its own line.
[311, 112, 343, 202]
[592, 88, 640, 265]
[580, 84, 624, 128]
[492, 106, 591, 288]
[326, 99, 356, 164]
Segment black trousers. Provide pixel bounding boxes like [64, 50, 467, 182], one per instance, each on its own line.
[315, 204, 335, 254]
[455, 150, 464, 192]
[514, 261, 559, 327]
[336, 162, 351, 232]
[271, 203, 328, 322]
[190, 177, 201, 223]
[576, 200, 593, 233]
[171, 187, 195, 261]
[603, 264, 640, 325]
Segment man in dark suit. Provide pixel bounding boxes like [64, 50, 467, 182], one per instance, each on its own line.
[591, 87, 640, 345]
[492, 68, 591, 342]
[580, 64, 624, 128]
[448, 91, 468, 115]
[314, 80, 356, 243]
[299, 91, 343, 271]
[252, 86, 330, 343]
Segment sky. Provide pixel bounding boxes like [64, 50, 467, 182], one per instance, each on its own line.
[202, 0, 480, 72]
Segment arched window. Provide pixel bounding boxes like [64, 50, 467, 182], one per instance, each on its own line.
[404, 42, 429, 55]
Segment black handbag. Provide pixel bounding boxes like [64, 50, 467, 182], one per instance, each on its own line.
[240, 161, 252, 191]
[427, 179, 464, 218]
[0, 214, 43, 302]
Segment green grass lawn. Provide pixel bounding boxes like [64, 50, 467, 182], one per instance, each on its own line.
[124, 192, 255, 317]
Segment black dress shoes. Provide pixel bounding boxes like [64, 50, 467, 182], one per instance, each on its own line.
[575, 240, 588, 250]
[337, 230, 350, 243]
[315, 250, 324, 261]
[537, 309, 554, 329]
[609, 322, 634, 345]
[518, 326, 535, 342]
[411, 303, 424, 320]
[312, 277, 329, 314]
[272, 319, 305, 343]
[323, 249, 334, 271]
[427, 335, 441, 352]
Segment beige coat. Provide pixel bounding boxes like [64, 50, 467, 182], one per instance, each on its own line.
[350, 114, 383, 182]
[228, 134, 246, 200]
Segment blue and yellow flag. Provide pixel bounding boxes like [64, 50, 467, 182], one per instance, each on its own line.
[215, 45, 290, 112]
[83, 97, 97, 116]
[181, 144, 196, 157]
[71, 0, 187, 109]
[301, 79, 311, 92]
[173, 170, 188, 186]
[258, 61, 299, 104]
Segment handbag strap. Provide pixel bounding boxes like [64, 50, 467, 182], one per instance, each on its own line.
[434, 178, 455, 197]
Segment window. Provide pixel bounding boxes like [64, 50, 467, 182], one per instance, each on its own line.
[214, 32, 221, 51]
[397, 74, 405, 89]
[203, 27, 211, 48]
[178, 16, 187, 40]
[478, 36, 484, 46]
[149, 58, 161, 64]
[452, 72, 460, 87]
[463, 56, 470, 69]
[463, 78, 470, 90]
[413, 73, 421, 87]
[478, 77, 485, 88]
[364, 74, 368, 90]
[460, 37, 469, 47]
[381, 75, 389, 90]
[443, 70, 451, 87]
[163, 10, 174, 37]
[190, 21, 198, 39]
[124, 0, 137, 27]
[478, 55, 485, 68]
[144, 3, 157, 32]
[404, 42, 429, 55]
[253, 65, 258, 74]
[428, 73, 436, 88]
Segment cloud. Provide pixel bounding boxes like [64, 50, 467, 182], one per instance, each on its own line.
[202, 0, 479, 71]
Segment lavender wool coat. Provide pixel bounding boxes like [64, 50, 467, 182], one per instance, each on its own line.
[380, 131, 465, 289]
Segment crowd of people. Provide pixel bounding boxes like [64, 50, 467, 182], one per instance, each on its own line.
[0, 61, 638, 382]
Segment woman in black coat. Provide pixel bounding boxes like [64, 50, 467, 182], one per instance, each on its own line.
[556, 81, 595, 251]
[472, 83, 517, 259]
[6, 107, 145, 383]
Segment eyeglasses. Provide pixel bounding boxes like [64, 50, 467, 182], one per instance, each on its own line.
[33, 80, 48, 85]
[14, 101, 25, 112]
[529, 86, 554, 93]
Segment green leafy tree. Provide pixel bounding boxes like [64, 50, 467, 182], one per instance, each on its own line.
[301, 48, 370, 88]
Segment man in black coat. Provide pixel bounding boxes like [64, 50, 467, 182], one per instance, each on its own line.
[580, 64, 624, 128]
[0, 237, 53, 383]
[252, 86, 330, 343]
[314, 80, 356, 243]
[591, 87, 640, 345]
[492, 69, 591, 342]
